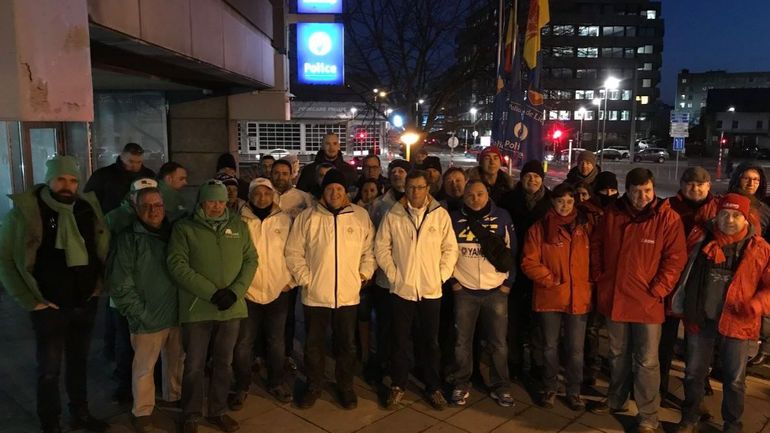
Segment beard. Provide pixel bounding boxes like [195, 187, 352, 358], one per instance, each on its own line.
[52, 190, 76, 204]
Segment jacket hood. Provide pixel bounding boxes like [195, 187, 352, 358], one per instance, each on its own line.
[729, 161, 767, 200]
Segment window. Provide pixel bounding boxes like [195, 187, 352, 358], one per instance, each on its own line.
[553, 46, 574, 57]
[732, 120, 739, 129]
[642, 79, 652, 88]
[645, 10, 657, 19]
[640, 96, 649, 105]
[680, 102, 686, 108]
[637, 45, 654, 54]
[576, 69, 597, 79]
[602, 26, 624, 37]
[681, 78, 688, 83]
[758, 120, 764, 130]
[577, 47, 598, 58]
[578, 26, 599, 37]
[574, 110, 586, 120]
[602, 47, 623, 58]
[625, 26, 636, 37]
[584, 110, 594, 120]
[622, 90, 632, 100]
[541, 26, 551, 36]
[575, 90, 586, 100]
[558, 110, 572, 120]
[609, 89, 620, 100]
[554, 90, 572, 100]
[548, 111, 558, 120]
[641, 63, 653, 71]
[639, 27, 656, 37]
[621, 110, 631, 121]
[608, 111, 618, 121]
[551, 68, 573, 78]
[551, 25, 574, 36]
[597, 89, 606, 99]
[624, 48, 636, 58]
[687, 103, 692, 108]
[598, 110, 605, 120]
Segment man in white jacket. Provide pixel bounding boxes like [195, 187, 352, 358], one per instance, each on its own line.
[375, 170, 459, 410]
[230, 179, 294, 409]
[285, 169, 376, 410]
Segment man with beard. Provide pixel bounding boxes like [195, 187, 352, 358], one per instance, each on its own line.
[296, 132, 357, 192]
[0, 156, 110, 433]
[421, 156, 443, 196]
[566, 151, 600, 190]
[467, 147, 514, 204]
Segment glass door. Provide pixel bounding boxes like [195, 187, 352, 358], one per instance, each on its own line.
[22, 123, 64, 187]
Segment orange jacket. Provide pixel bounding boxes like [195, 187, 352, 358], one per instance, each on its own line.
[522, 209, 593, 314]
[590, 197, 687, 324]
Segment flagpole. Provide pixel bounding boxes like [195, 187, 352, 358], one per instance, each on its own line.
[497, 0, 505, 72]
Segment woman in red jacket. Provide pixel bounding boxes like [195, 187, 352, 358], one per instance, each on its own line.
[521, 183, 593, 411]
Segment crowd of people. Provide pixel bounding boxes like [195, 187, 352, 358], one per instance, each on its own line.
[1, 132, 770, 433]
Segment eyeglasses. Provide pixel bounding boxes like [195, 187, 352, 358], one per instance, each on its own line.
[406, 185, 428, 191]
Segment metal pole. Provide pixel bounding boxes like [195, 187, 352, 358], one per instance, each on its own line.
[568, 138, 573, 168]
[716, 131, 724, 179]
[601, 91, 608, 166]
[579, 118, 584, 148]
[629, 66, 639, 161]
[675, 147, 680, 180]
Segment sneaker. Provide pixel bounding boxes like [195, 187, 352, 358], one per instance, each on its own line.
[338, 388, 358, 410]
[426, 389, 447, 411]
[268, 383, 293, 403]
[182, 419, 198, 433]
[490, 389, 515, 407]
[227, 391, 247, 411]
[748, 352, 768, 366]
[385, 386, 405, 409]
[298, 387, 322, 409]
[70, 412, 109, 432]
[565, 394, 585, 411]
[587, 400, 628, 415]
[131, 415, 151, 433]
[205, 414, 240, 432]
[540, 391, 556, 409]
[451, 388, 470, 406]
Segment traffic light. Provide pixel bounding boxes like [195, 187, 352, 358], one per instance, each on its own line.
[552, 129, 563, 140]
[720, 137, 727, 145]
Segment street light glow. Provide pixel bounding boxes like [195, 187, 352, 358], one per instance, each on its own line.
[401, 131, 421, 161]
[385, 108, 393, 115]
[392, 114, 404, 128]
[728, 106, 736, 112]
[418, 99, 425, 105]
[378, 91, 387, 98]
[350, 107, 358, 115]
[592, 98, 602, 106]
[470, 107, 478, 115]
[604, 77, 620, 90]
[373, 88, 378, 93]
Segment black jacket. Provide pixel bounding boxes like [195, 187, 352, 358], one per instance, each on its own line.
[296, 150, 358, 193]
[84, 157, 155, 213]
[501, 183, 552, 290]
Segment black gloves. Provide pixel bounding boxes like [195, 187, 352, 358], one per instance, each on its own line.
[210, 289, 237, 311]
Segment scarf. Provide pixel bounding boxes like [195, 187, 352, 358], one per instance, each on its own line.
[40, 187, 89, 267]
[195, 206, 230, 232]
[249, 203, 272, 220]
[545, 207, 577, 244]
[597, 193, 617, 207]
[702, 225, 749, 264]
[524, 186, 546, 211]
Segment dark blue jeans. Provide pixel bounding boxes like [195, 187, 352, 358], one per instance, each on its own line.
[682, 320, 749, 433]
[451, 288, 510, 391]
[182, 319, 240, 419]
[233, 294, 289, 391]
[540, 312, 587, 396]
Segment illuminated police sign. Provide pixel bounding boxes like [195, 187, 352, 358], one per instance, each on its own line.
[297, 23, 344, 85]
[298, 0, 342, 14]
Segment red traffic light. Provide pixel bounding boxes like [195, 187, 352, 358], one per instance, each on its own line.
[720, 138, 727, 145]
[552, 129, 563, 140]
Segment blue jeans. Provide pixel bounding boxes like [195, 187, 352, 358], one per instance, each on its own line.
[181, 319, 240, 419]
[605, 319, 662, 429]
[451, 288, 510, 391]
[540, 312, 587, 396]
[233, 294, 289, 391]
[681, 320, 749, 433]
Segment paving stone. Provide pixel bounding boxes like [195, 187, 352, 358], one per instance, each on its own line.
[490, 406, 571, 433]
[356, 406, 441, 433]
[240, 406, 328, 433]
[444, 396, 527, 433]
[285, 384, 392, 433]
[421, 421, 474, 433]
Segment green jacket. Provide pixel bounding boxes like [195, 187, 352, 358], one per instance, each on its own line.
[0, 185, 109, 310]
[105, 200, 136, 235]
[159, 181, 190, 222]
[108, 221, 178, 334]
[167, 210, 258, 323]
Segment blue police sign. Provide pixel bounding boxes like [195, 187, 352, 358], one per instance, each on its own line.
[297, 23, 344, 85]
[673, 137, 685, 151]
[298, 0, 342, 14]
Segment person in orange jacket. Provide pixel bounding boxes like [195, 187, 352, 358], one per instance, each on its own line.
[671, 193, 770, 433]
[588, 168, 687, 433]
[522, 183, 593, 411]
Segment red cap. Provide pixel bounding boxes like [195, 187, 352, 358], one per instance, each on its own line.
[719, 193, 751, 220]
[480, 146, 503, 160]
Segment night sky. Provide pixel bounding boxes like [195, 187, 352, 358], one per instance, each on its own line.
[661, 0, 770, 105]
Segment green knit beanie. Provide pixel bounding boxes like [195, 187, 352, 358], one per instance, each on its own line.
[198, 179, 228, 202]
[45, 155, 81, 183]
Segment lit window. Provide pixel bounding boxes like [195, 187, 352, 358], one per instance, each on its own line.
[640, 96, 649, 105]
[575, 90, 585, 100]
[609, 89, 620, 100]
[609, 111, 618, 121]
[577, 47, 598, 58]
[584, 110, 594, 120]
[622, 90, 632, 100]
[680, 102, 686, 108]
[645, 10, 656, 19]
[637, 45, 654, 54]
[642, 79, 652, 88]
[549, 111, 558, 120]
[585, 90, 594, 100]
[621, 111, 631, 121]
[578, 26, 600, 37]
[558, 110, 572, 120]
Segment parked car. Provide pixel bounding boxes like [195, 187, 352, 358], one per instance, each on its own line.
[465, 144, 488, 158]
[595, 148, 623, 160]
[559, 148, 586, 162]
[606, 146, 630, 159]
[634, 147, 670, 163]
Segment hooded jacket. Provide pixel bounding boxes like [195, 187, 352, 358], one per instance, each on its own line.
[295, 150, 358, 193]
[590, 196, 687, 324]
[241, 204, 294, 305]
[285, 202, 376, 308]
[374, 197, 459, 301]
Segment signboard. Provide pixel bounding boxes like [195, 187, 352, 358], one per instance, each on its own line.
[673, 137, 685, 151]
[298, 0, 342, 14]
[297, 23, 344, 85]
[447, 136, 459, 148]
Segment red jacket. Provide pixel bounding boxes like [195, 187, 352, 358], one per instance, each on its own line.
[521, 209, 593, 314]
[679, 225, 770, 340]
[590, 197, 687, 324]
[666, 193, 719, 236]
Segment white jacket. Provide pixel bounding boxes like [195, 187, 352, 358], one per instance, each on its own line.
[374, 197, 459, 301]
[369, 189, 401, 288]
[275, 187, 314, 221]
[241, 205, 294, 305]
[285, 201, 377, 308]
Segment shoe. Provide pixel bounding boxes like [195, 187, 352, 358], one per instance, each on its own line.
[587, 400, 628, 415]
[386, 386, 405, 409]
[540, 391, 556, 409]
[182, 419, 198, 433]
[675, 422, 698, 433]
[427, 389, 447, 411]
[451, 388, 470, 406]
[268, 383, 293, 403]
[565, 394, 585, 411]
[227, 391, 247, 411]
[703, 379, 714, 396]
[156, 399, 182, 409]
[490, 389, 515, 407]
[698, 401, 713, 422]
[338, 388, 358, 410]
[749, 352, 768, 366]
[206, 414, 239, 432]
[637, 426, 659, 433]
[285, 356, 298, 372]
[131, 415, 152, 433]
[298, 387, 322, 409]
[70, 413, 110, 432]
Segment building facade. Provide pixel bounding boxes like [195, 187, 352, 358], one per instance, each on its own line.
[677, 69, 770, 125]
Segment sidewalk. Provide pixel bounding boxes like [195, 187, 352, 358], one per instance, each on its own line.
[2, 294, 770, 433]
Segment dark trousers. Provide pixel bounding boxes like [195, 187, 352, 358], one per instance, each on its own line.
[233, 294, 289, 391]
[682, 320, 749, 433]
[30, 299, 97, 428]
[182, 319, 240, 419]
[284, 288, 299, 357]
[371, 286, 393, 376]
[759, 315, 770, 355]
[508, 285, 543, 374]
[112, 306, 134, 393]
[540, 312, 587, 396]
[390, 295, 441, 392]
[303, 305, 358, 391]
[584, 310, 603, 379]
[438, 283, 457, 380]
[658, 315, 680, 396]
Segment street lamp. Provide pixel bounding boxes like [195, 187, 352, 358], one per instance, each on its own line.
[350, 107, 358, 117]
[600, 77, 620, 165]
[576, 107, 587, 148]
[415, 99, 425, 126]
[401, 131, 420, 161]
[592, 98, 602, 151]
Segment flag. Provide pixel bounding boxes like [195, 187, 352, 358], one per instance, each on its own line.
[523, 0, 550, 69]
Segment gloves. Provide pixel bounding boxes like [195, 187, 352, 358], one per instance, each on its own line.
[210, 289, 237, 311]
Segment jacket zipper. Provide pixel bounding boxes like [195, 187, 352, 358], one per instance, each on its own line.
[408, 204, 436, 300]
[333, 213, 339, 309]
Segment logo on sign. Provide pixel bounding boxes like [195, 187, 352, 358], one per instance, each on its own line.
[308, 32, 332, 55]
[297, 23, 344, 85]
[298, 0, 342, 14]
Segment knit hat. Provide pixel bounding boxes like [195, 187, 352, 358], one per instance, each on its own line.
[198, 179, 228, 202]
[388, 159, 411, 174]
[719, 193, 751, 220]
[422, 156, 443, 173]
[577, 150, 596, 165]
[681, 166, 711, 183]
[45, 155, 81, 183]
[520, 160, 545, 180]
[480, 146, 503, 160]
[214, 173, 239, 188]
[321, 169, 347, 190]
[216, 153, 237, 171]
[594, 171, 618, 192]
[249, 177, 275, 194]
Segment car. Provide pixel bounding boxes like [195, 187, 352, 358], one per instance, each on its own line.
[262, 148, 291, 160]
[606, 146, 630, 159]
[559, 148, 586, 162]
[595, 148, 623, 160]
[634, 147, 670, 163]
[465, 144, 488, 157]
